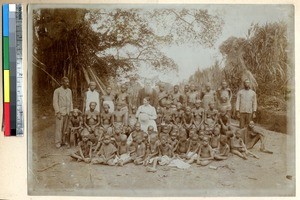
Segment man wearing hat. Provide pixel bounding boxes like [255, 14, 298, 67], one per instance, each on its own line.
[53, 77, 73, 148]
[83, 81, 101, 113]
[236, 79, 257, 128]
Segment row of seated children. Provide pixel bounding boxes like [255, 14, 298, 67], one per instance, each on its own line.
[70, 119, 262, 173]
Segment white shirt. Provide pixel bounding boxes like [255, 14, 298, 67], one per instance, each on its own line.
[85, 89, 100, 112]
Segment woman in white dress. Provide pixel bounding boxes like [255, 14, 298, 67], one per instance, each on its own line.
[136, 97, 157, 132]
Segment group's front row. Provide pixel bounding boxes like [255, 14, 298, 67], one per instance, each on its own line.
[69, 110, 272, 172]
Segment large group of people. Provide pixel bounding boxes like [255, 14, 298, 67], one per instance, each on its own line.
[52, 76, 272, 172]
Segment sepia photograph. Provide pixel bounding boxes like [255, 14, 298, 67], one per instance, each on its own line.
[27, 4, 295, 196]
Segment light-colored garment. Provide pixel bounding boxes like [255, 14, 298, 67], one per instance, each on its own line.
[103, 100, 114, 113]
[53, 86, 73, 115]
[236, 89, 257, 113]
[55, 115, 69, 145]
[168, 158, 191, 169]
[158, 155, 172, 166]
[85, 90, 100, 112]
[136, 104, 157, 132]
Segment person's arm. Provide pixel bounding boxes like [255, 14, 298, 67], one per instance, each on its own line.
[228, 88, 233, 102]
[220, 145, 230, 156]
[53, 89, 62, 119]
[149, 106, 157, 120]
[83, 114, 90, 130]
[186, 141, 191, 156]
[70, 90, 73, 112]
[252, 92, 257, 118]
[79, 144, 85, 159]
[197, 147, 202, 162]
[88, 143, 92, 159]
[82, 92, 87, 113]
[236, 91, 241, 117]
[95, 113, 101, 127]
[173, 140, 179, 153]
[135, 106, 141, 118]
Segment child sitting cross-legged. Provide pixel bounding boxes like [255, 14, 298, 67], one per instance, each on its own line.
[214, 135, 230, 160]
[196, 136, 214, 166]
[92, 134, 117, 166]
[70, 132, 92, 163]
[146, 135, 174, 172]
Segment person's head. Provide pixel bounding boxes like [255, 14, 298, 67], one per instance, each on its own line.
[190, 84, 195, 91]
[185, 106, 191, 114]
[103, 134, 111, 145]
[135, 122, 141, 131]
[120, 134, 127, 145]
[82, 134, 89, 142]
[132, 131, 138, 142]
[143, 97, 150, 106]
[199, 131, 205, 140]
[160, 135, 168, 145]
[248, 121, 255, 129]
[189, 129, 196, 137]
[159, 84, 165, 92]
[162, 125, 169, 134]
[121, 84, 127, 93]
[235, 130, 242, 139]
[165, 100, 171, 108]
[170, 131, 177, 141]
[209, 102, 215, 110]
[184, 84, 190, 93]
[221, 80, 228, 89]
[106, 87, 112, 95]
[156, 106, 162, 114]
[195, 100, 201, 108]
[213, 127, 220, 136]
[72, 109, 81, 117]
[174, 85, 179, 93]
[150, 134, 158, 144]
[89, 102, 97, 111]
[147, 125, 154, 133]
[103, 103, 110, 112]
[191, 133, 199, 142]
[205, 82, 211, 91]
[244, 79, 250, 90]
[89, 81, 96, 91]
[202, 136, 209, 146]
[116, 103, 122, 111]
[131, 106, 137, 114]
[61, 77, 69, 88]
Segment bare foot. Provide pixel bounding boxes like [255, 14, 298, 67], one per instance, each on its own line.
[146, 167, 157, 172]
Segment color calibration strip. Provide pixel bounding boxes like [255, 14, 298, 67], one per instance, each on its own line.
[2, 4, 23, 136]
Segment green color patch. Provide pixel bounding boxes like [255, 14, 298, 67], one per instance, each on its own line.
[3, 36, 9, 70]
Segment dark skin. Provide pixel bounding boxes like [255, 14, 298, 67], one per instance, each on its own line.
[83, 103, 100, 133]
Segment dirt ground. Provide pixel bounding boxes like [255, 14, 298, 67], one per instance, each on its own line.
[28, 116, 295, 197]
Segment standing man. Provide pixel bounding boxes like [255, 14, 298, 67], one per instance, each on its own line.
[236, 79, 257, 128]
[53, 77, 73, 148]
[83, 81, 101, 113]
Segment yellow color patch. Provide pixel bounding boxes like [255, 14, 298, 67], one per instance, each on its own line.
[4, 70, 10, 102]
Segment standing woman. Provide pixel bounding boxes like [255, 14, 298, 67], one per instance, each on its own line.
[83, 81, 101, 113]
[136, 97, 158, 132]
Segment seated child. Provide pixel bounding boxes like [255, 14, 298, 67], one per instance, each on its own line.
[143, 134, 160, 166]
[218, 107, 231, 135]
[204, 102, 218, 131]
[214, 135, 230, 160]
[127, 122, 145, 145]
[112, 128, 122, 148]
[186, 133, 200, 164]
[70, 132, 92, 163]
[133, 134, 146, 165]
[182, 106, 195, 137]
[115, 134, 132, 166]
[92, 134, 117, 165]
[210, 126, 221, 149]
[230, 129, 259, 160]
[147, 125, 158, 137]
[197, 136, 214, 166]
[128, 106, 138, 130]
[68, 108, 83, 147]
[159, 125, 172, 139]
[176, 132, 189, 158]
[169, 131, 179, 154]
[146, 135, 174, 172]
